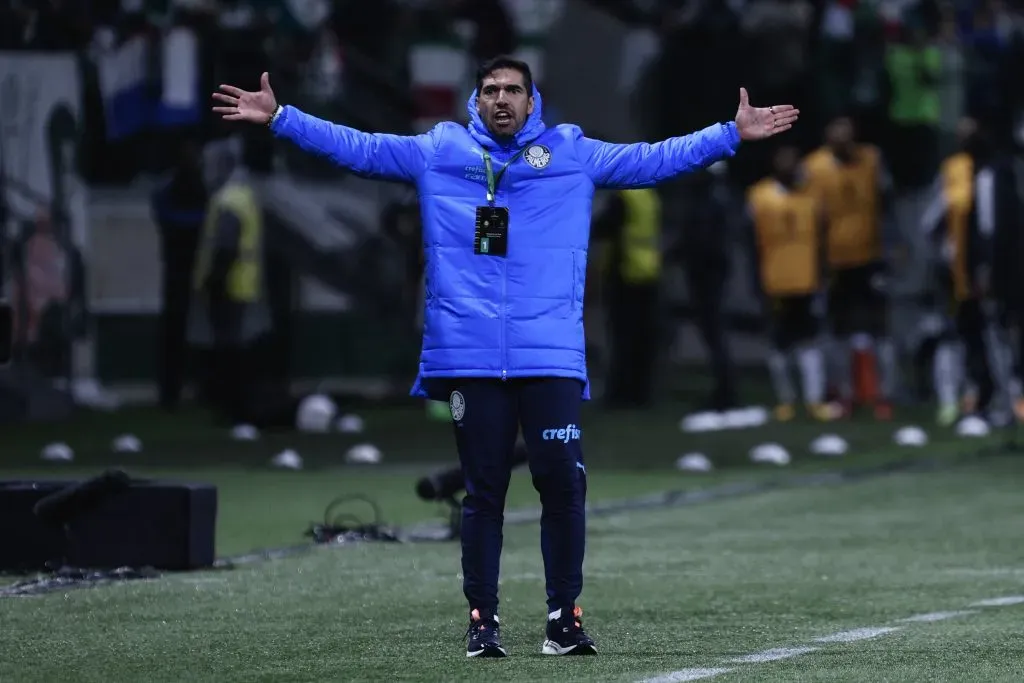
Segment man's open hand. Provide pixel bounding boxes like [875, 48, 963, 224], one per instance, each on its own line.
[734, 88, 799, 141]
[212, 72, 278, 124]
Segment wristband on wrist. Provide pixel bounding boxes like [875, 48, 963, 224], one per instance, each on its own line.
[267, 105, 283, 128]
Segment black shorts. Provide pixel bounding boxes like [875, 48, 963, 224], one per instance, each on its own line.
[770, 295, 820, 350]
[828, 262, 887, 337]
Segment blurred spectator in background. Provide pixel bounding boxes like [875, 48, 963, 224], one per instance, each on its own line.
[747, 145, 834, 422]
[7, 207, 86, 378]
[975, 108, 1024, 420]
[674, 162, 740, 411]
[884, 6, 942, 192]
[10, 210, 70, 354]
[594, 186, 662, 409]
[804, 115, 896, 419]
[921, 116, 990, 425]
[380, 190, 426, 329]
[188, 138, 271, 430]
[151, 138, 207, 412]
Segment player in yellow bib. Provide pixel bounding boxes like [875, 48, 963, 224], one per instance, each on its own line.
[803, 116, 895, 419]
[747, 146, 837, 422]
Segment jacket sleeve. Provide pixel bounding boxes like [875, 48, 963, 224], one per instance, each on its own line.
[270, 105, 440, 183]
[575, 123, 741, 189]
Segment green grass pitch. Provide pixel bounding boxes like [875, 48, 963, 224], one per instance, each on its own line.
[2, 399, 1023, 682]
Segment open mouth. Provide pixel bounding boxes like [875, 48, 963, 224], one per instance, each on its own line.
[494, 111, 513, 127]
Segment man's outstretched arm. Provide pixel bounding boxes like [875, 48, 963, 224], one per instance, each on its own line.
[213, 72, 437, 183]
[577, 123, 741, 189]
[579, 88, 799, 189]
[269, 106, 438, 182]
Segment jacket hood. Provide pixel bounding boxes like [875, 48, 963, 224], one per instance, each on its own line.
[467, 83, 547, 150]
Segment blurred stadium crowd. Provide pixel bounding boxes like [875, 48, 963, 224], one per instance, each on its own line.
[2, 0, 1024, 430]
[3, 0, 1020, 181]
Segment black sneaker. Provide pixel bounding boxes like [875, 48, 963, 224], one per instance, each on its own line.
[466, 609, 508, 658]
[541, 606, 598, 655]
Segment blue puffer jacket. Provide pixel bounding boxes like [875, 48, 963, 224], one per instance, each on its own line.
[270, 87, 741, 399]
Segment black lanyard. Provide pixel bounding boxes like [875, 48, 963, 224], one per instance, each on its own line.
[481, 138, 541, 204]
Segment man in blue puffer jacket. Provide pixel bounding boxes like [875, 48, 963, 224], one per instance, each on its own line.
[213, 56, 798, 658]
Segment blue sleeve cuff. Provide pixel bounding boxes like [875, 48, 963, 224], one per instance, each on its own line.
[723, 121, 741, 150]
[269, 105, 290, 135]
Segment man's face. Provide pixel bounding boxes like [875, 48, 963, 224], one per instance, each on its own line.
[477, 68, 534, 138]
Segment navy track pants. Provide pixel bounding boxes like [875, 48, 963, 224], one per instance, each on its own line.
[448, 377, 587, 616]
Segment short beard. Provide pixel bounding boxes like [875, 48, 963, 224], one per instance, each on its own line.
[487, 120, 518, 140]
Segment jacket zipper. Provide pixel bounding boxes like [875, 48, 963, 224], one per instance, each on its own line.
[499, 145, 510, 380]
[501, 257, 507, 381]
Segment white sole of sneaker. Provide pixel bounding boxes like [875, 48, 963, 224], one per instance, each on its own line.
[541, 640, 597, 656]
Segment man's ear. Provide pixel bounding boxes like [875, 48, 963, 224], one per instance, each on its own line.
[527, 96, 535, 116]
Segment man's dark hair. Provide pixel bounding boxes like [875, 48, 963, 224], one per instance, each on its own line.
[475, 55, 533, 95]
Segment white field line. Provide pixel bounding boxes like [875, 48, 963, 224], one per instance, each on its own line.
[943, 567, 1024, 577]
[637, 595, 1024, 683]
[641, 668, 735, 683]
[813, 626, 899, 643]
[899, 610, 977, 623]
[724, 646, 817, 664]
[970, 596, 1024, 607]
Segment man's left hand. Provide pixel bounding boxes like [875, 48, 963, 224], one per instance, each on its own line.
[734, 88, 799, 141]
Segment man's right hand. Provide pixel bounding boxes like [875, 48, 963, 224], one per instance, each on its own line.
[212, 72, 278, 124]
